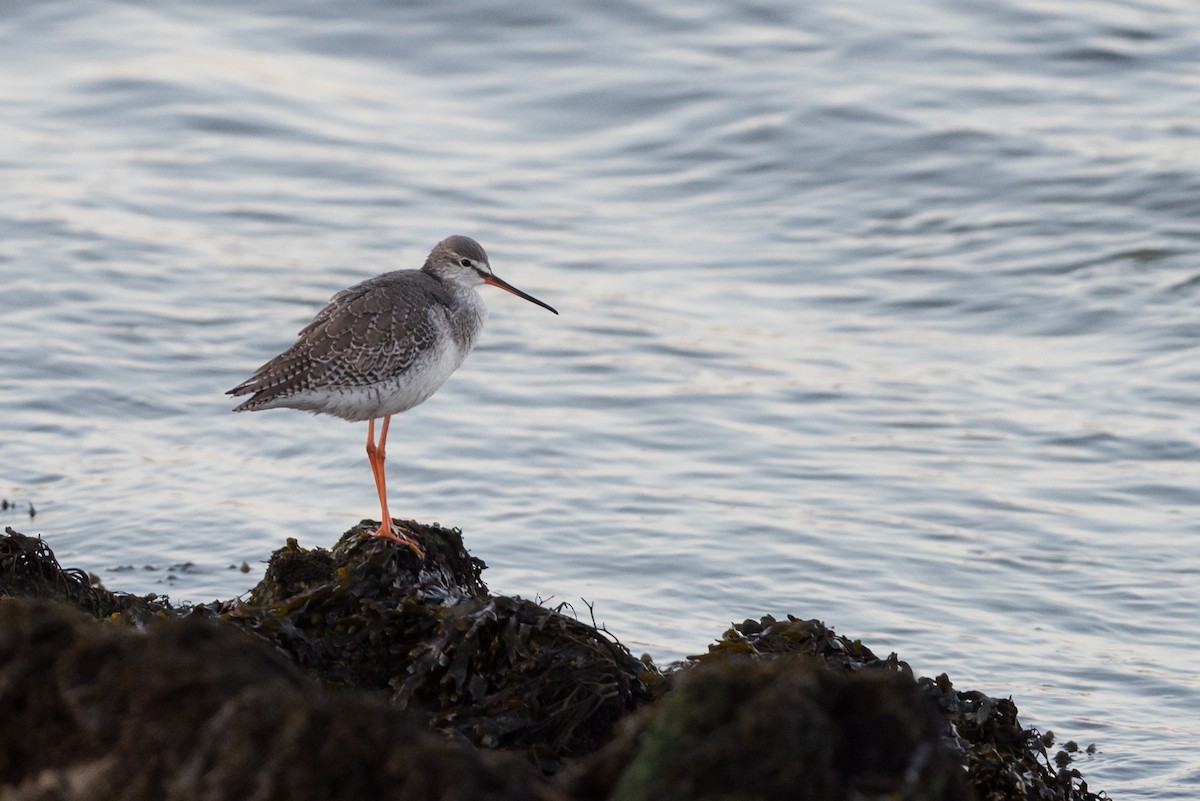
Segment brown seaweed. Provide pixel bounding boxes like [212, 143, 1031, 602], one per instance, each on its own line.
[0, 526, 1104, 800]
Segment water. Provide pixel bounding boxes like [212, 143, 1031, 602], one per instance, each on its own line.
[3, 0, 1199, 795]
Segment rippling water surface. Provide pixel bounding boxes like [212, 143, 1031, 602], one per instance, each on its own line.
[3, 1, 1200, 796]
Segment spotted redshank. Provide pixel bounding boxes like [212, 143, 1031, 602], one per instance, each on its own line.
[227, 235, 558, 556]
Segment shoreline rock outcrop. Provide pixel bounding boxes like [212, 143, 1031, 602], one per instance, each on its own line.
[0, 525, 1102, 800]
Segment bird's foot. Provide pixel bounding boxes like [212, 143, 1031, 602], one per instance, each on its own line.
[367, 520, 424, 558]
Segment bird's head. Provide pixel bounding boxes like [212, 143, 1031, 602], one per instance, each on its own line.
[426, 235, 558, 314]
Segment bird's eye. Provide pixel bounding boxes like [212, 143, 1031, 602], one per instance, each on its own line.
[459, 258, 472, 267]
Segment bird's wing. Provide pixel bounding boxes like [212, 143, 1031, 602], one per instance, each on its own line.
[227, 271, 453, 404]
[293, 277, 447, 389]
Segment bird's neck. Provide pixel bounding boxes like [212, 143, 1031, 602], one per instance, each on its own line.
[446, 284, 489, 354]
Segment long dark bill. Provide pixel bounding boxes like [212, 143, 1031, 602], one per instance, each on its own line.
[482, 274, 559, 315]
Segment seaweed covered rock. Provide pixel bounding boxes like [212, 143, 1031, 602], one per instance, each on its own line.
[563, 651, 971, 801]
[0, 527, 170, 619]
[0, 597, 562, 801]
[707, 615, 1101, 801]
[691, 613, 910, 672]
[0, 528, 1106, 800]
[919, 673, 1101, 801]
[226, 523, 654, 770]
[564, 615, 1100, 801]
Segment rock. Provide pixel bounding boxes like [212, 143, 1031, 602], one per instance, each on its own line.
[564, 653, 970, 801]
[225, 523, 654, 770]
[0, 597, 562, 801]
[0, 527, 1104, 801]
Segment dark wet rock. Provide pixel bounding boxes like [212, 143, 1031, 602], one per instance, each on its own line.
[562, 615, 1100, 801]
[690, 612, 912, 672]
[224, 523, 653, 770]
[565, 655, 972, 801]
[0, 528, 1104, 801]
[919, 673, 1103, 801]
[0, 527, 170, 619]
[703, 615, 1101, 801]
[0, 597, 561, 801]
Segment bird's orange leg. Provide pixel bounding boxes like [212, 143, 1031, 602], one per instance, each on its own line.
[367, 417, 395, 537]
[365, 416, 423, 557]
[366, 418, 388, 521]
